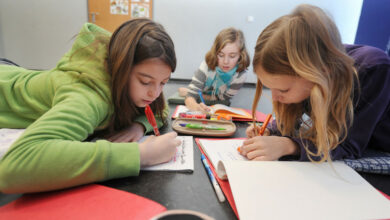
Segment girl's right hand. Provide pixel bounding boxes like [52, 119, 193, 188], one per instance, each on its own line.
[246, 123, 270, 138]
[198, 103, 210, 113]
[138, 132, 182, 166]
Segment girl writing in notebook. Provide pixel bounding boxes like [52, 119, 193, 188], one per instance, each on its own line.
[240, 4, 390, 162]
[178, 27, 250, 112]
[0, 18, 181, 193]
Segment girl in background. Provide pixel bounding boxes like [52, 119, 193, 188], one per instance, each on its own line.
[0, 18, 181, 193]
[240, 4, 390, 162]
[179, 27, 250, 112]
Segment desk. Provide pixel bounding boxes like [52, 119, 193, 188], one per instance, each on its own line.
[0, 80, 389, 219]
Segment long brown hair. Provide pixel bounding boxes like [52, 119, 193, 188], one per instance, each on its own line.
[205, 27, 250, 72]
[106, 18, 176, 133]
[252, 4, 357, 162]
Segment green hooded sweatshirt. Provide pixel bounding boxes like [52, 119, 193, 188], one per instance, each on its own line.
[0, 23, 167, 194]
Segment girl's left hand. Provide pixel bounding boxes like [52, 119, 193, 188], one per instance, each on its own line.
[239, 136, 299, 161]
[107, 122, 145, 142]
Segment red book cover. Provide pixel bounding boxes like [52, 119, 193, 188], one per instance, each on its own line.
[0, 184, 166, 220]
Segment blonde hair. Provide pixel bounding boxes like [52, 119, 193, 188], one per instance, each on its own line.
[252, 4, 358, 162]
[205, 27, 250, 72]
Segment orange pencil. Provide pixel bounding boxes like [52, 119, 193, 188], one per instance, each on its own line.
[258, 114, 273, 136]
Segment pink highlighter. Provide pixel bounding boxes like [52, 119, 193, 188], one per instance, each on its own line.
[145, 104, 160, 136]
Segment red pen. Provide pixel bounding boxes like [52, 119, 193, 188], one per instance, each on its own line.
[145, 104, 160, 136]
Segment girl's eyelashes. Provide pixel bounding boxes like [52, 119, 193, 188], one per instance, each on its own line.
[140, 79, 169, 86]
[140, 80, 150, 85]
[279, 89, 289, 93]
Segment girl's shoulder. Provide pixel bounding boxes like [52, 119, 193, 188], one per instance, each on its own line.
[345, 44, 390, 68]
[199, 60, 209, 72]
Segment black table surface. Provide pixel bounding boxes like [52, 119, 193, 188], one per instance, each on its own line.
[1, 81, 389, 219]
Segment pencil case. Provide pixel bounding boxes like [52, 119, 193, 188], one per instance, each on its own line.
[171, 118, 236, 137]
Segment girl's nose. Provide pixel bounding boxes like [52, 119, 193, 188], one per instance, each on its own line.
[271, 90, 280, 102]
[148, 85, 162, 99]
[223, 56, 229, 64]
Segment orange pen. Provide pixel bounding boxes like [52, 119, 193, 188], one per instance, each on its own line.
[258, 114, 273, 136]
[145, 104, 160, 136]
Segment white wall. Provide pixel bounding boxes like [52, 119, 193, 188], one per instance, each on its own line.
[0, 0, 362, 79]
[154, 0, 363, 82]
[0, 0, 87, 69]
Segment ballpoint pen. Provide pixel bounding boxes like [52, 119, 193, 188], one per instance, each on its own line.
[179, 123, 226, 130]
[145, 104, 160, 136]
[201, 154, 226, 202]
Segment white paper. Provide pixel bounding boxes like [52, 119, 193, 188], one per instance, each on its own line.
[0, 128, 25, 159]
[210, 104, 248, 116]
[224, 160, 390, 220]
[197, 138, 247, 171]
[141, 136, 194, 172]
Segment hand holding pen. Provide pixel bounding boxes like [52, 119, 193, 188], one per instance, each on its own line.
[246, 114, 272, 138]
[238, 114, 272, 153]
[198, 90, 210, 113]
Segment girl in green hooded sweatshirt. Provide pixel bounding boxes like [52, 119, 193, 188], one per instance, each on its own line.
[0, 18, 181, 194]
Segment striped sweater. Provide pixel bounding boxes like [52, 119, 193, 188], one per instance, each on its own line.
[186, 61, 247, 101]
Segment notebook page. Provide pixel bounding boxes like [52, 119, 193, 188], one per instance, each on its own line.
[0, 128, 25, 159]
[197, 139, 247, 170]
[141, 136, 194, 172]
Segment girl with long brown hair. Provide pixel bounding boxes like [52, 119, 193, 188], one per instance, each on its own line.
[0, 18, 181, 193]
[240, 4, 390, 162]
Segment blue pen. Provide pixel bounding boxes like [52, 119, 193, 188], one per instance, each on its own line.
[201, 154, 226, 202]
[198, 90, 206, 104]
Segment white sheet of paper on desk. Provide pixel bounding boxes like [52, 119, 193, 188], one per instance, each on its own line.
[225, 161, 390, 220]
[0, 128, 25, 159]
[141, 136, 194, 172]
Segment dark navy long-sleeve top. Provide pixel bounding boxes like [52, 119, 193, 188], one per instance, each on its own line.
[269, 44, 390, 161]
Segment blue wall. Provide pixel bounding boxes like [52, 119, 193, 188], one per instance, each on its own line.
[354, 0, 390, 52]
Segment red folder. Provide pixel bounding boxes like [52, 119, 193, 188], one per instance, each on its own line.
[0, 184, 166, 220]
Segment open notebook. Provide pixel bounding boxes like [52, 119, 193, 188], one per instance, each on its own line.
[172, 104, 267, 122]
[196, 138, 390, 220]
